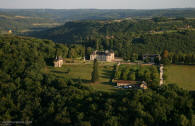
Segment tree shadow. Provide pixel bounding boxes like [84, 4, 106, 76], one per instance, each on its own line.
[51, 75, 91, 84]
[189, 90, 195, 97]
[45, 58, 55, 66]
[51, 70, 68, 74]
[72, 78, 91, 83]
[101, 81, 115, 86]
[101, 68, 113, 79]
[174, 63, 195, 66]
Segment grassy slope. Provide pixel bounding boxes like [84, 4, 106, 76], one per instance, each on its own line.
[48, 62, 118, 92]
[166, 65, 195, 91]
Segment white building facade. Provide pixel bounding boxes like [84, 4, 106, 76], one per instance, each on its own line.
[90, 50, 114, 62]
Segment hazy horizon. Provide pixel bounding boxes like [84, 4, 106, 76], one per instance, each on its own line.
[0, 0, 195, 9]
[0, 8, 195, 10]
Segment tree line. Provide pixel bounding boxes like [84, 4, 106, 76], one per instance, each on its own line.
[160, 50, 195, 65]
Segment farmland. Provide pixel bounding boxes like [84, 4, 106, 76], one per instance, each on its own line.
[166, 65, 195, 91]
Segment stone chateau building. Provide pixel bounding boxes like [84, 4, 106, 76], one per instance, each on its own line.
[54, 56, 63, 67]
[90, 50, 114, 62]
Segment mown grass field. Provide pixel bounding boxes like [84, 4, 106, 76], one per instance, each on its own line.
[166, 65, 195, 91]
[48, 63, 195, 91]
[48, 61, 119, 92]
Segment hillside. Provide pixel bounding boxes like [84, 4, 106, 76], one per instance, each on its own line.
[29, 19, 195, 59]
[1, 8, 195, 34]
[31, 18, 195, 40]
[1, 8, 195, 21]
[0, 12, 61, 34]
[0, 35, 194, 125]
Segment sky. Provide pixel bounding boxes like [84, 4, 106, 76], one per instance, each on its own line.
[0, 0, 195, 9]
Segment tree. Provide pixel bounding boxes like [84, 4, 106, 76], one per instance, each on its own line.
[144, 71, 151, 83]
[121, 69, 129, 80]
[172, 54, 178, 64]
[130, 53, 138, 62]
[114, 70, 121, 80]
[161, 50, 170, 65]
[128, 72, 136, 81]
[86, 47, 93, 59]
[91, 59, 99, 83]
[137, 68, 145, 81]
[154, 57, 159, 65]
[163, 50, 169, 58]
[192, 54, 195, 64]
[67, 68, 71, 74]
[68, 48, 76, 58]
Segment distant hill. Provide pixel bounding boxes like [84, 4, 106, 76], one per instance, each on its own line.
[29, 18, 195, 42]
[0, 10, 61, 34]
[1, 9, 195, 55]
[0, 8, 195, 33]
[1, 8, 195, 21]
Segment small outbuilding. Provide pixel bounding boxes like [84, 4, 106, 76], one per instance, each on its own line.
[54, 56, 63, 67]
[115, 80, 148, 89]
[142, 54, 161, 63]
[140, 81, 148, 89]
[8, 30, 12, 34]
[116, 80, 138, 87]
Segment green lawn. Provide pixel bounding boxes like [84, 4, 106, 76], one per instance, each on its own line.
[48, 63, 195, 91]
[48, 62, 119, 92]
[47, 62, 158, 92]
[166, 65, 195, 91]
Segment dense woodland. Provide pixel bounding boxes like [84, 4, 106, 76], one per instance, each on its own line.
[1, 9, 195, 61]
[0, 9, 195, 125]
[0, 35, 194, 126]
[32, 18, 195, 43]
[29, 18, 195, 61]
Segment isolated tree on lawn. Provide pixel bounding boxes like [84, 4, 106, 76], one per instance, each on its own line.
[91, 59, 99, 83]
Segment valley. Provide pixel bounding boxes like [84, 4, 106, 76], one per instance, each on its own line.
[0, 8, 195, 126]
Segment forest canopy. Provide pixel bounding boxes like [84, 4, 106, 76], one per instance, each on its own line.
[28, 19, 195, 61]
[0, 8, 195, 125]
[0, 35, 194, 126]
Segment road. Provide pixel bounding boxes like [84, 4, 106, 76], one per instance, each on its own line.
[160, 65, 164, 85]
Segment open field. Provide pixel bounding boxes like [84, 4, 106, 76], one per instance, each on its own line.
[48, 62, 159, 92]
[166, 65, 195, 91]
[48, 62, 119, 92]
[48, 63, 195, 91]
[32, 23, 61, 26]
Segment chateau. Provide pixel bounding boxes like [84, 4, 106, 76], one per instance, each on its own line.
[54, 56, 63, 67]
[90, 50, 114, 62]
